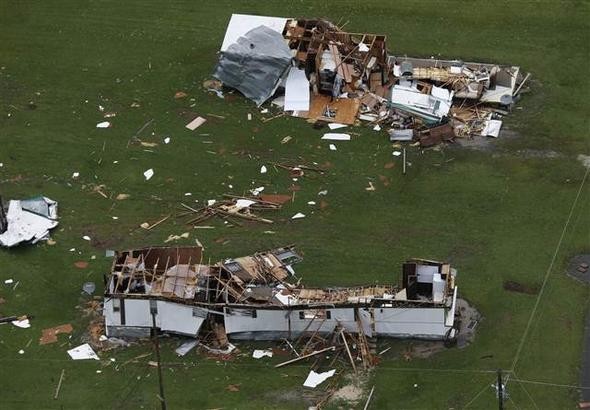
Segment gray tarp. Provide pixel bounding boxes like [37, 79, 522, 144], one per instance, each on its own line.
[213, 25, 292, 106]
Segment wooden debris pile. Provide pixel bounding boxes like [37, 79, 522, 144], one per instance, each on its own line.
[178, 196, 282, 226]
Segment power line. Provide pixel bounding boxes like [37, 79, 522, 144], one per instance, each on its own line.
[509, 166, 590, 375]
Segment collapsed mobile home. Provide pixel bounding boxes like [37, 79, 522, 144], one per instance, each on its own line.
[211, 14, 528, 146]
[103, 245, 459, 342]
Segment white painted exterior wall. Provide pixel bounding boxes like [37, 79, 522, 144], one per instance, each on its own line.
[104, 298, 205, 337]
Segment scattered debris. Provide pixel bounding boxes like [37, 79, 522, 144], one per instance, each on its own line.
[178, 196, 281, 226]
[252, 349, 273, 359]
[291, 212, 306, 219]
[322, 133, 351, 141]
[211, 14, 527, 147]
[186, 116, 207, 130]
[143, 169, 154, 181]
[67, 343, 99, 360]
[176, 340, 198, 356]
[96, 121, 111, 128]
[0, 196, 59, 248]
[40, 324, 73, 345]
[303, 369, 336, 388]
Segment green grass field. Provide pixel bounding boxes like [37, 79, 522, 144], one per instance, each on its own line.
[1, 1, 589, 409]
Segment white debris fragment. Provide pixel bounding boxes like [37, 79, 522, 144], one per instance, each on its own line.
[328, 123, 347, 130]
[322, 133, 351, 141]
[373, 124, 381, 131]
[291, 212, 306, 219]
[250, 186, 265, 196]
[175, 340, 198, 356]
[235, 199, 256, 209]
[307, 201, 316, 205]
[329, 144, 337, 151]
[82, 235, 91, 241]
[392, 151, 402, 157]
[303, 369, 336, 388]
[67, 343, 99, 360]
[143, 168, 154, 181]
[18, 350, 24, 355]
[185, 116, 206, 130]
[260, 165, 267, 174]
[96, 121, 111, 128]
[358, 42, 370, 52]
[252, 349, 273, 359]
[12, 319, 30, 328]
[5, 279, 14, 284]
[99, 335, 108, 342]
[480, 119, 502, 138]
[247, 113, 252, 121]
[72, 172, 80, 179]
[318, 190, 328, 196]
[207, 199, 216, 207]
[164, 137, 171, 144]
[260, 108, 269, 114]
[184, 193, 192, 196]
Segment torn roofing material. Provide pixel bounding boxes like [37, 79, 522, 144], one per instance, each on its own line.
[0, 196, 58, 248]
[213, 25, 293, 106]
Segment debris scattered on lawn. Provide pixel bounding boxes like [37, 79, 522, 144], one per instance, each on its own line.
[322, 133, 351, 141]
[280, 136, 292, 144]
[164, 137, 171, 144]
[143, 168, 154, 181]
[96, 121, 111, 128]
[291, 212, 305, 219]
[328, 123, 347, 130]
[226, 384, 240, 392]
[82, 282, 96, 295]
[211, 14, 528, 148]
[11, 318, 31, 328]
[82, 235, 91, 241]
[115, 193, 130, 200]
[392, 151, 402, 157]
[67, 343, 99, 360]
[185, 116, 207, 130]
[0, 196, 59, 248]
[40, 324, 73, 345]
[178, 196, 281, 226]
[176, 340, 198, 356]
[329, 144, 337, 151]
[174, 91, 188, 99]
[303, 369, 336, 388]
[260, 165, 268, 174]
[72, 172, 80, 179]
[252, 349, 273, 359]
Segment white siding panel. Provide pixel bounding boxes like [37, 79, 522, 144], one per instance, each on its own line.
[157, 301, 205, 336]
[374, 308, 448, 338]
[124, 299, 152, 327]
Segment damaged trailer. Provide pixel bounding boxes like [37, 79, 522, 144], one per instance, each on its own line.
[103, 245, 459, 343]
[211, 14, 528, 145]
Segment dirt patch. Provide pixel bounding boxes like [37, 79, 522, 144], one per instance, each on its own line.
[566, 254, 590, 284]
[330, 373, 370, 406]
[503, 280, 539, 295]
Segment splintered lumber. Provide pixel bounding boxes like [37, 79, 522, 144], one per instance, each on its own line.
[274, 346, 336, 368]
[53, 369, 65, 400]
[340, 330, 357, 373]
[363, 385, 375, 410]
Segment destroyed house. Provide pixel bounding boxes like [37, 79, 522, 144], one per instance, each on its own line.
[103, 246, 458, 342]
[212, 14, 527, 144]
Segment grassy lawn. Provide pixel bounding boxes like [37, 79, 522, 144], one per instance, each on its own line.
[0, 0, 589, 409]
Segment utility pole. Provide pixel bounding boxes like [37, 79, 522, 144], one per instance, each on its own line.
[151, 304, 167, 410]
[497, 369, 504, 410]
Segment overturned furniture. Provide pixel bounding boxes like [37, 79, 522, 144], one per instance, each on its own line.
[0, 196, 58, 247]
[104, 245, 459, 343]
